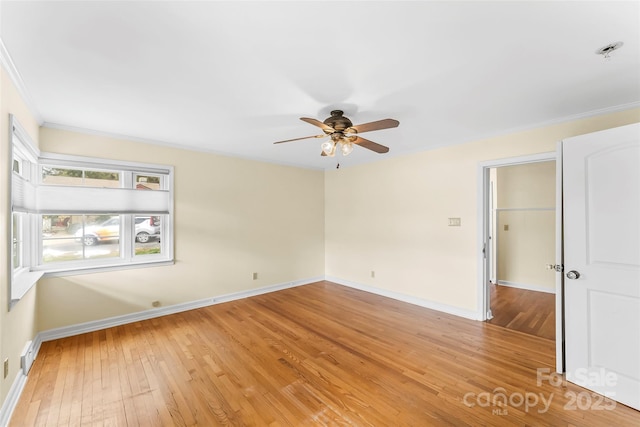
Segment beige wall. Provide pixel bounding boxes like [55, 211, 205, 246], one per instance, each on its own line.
[497, 210, 556, 289]
[325, 108, 640, 313]
[0, 67, 41, 405]
[37, 127, 325, 330]
[496, 162, 556, 291]
[497, 161, 556, 208]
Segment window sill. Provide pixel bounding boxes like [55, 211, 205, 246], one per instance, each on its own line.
[11, 269, 45, 308]
[39, 259, 175, 278]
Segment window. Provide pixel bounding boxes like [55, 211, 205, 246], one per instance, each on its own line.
[9, 115, 174, 306]
[36, 153, 173, 273]
[40, 213, 168, 265]
[10, 116, 42, 305]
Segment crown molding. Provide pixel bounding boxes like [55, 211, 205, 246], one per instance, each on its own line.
[41, 121, 325, 170]
[0, 37, 44, 124]
[384, 101, 640, 163]
[512, 101, 640, 135]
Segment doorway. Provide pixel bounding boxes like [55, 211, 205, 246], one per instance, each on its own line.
[477, 151, 563, 371]
[487, 161, 556, 340]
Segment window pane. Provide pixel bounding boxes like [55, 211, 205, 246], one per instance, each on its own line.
[42, 167, 120, 187]
[85, 170, 120, 187]
[43, 214, 121, 263]
[135, 215, 162, 256]
[42, 167, 83, 186]
[12, 213, 22, 269]
[135, 174, 161, 190]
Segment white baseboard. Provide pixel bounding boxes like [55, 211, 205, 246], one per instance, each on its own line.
[0, 371, 28, 427]
[39, 276, 323, 344]
[326, 276, 482, 320]
[497, 280, 556, 294]
[3, 276, 322, 426]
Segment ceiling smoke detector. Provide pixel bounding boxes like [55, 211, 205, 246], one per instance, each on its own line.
[596, 42, 624, 59]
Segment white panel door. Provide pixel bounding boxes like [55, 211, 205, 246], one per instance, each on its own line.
[563, 123, 640, 410]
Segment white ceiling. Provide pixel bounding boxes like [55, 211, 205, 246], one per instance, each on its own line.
[1, 1, 639, 169]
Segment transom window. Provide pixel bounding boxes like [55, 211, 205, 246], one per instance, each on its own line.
[41, 166, 121, 187]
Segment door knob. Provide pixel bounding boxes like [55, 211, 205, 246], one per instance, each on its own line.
[566, 270, 581, 280]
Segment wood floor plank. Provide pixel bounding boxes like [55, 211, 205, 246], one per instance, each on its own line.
[10, 281, 640, 426]
[488, 282, 556, 340]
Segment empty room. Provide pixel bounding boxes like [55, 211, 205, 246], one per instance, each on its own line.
[1, 1, 639, 426]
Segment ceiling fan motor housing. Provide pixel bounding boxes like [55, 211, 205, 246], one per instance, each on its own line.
[323, 110, 353, 133]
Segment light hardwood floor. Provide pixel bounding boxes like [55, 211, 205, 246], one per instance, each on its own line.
[10, 281, 639, 426]
[487, 282, 556, 340]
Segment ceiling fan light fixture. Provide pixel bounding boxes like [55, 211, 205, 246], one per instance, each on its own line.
[341, 141, 354, 156]
[321, 140, 335, 155]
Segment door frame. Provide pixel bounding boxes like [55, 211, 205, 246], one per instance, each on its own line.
[476, 151, 563, 372]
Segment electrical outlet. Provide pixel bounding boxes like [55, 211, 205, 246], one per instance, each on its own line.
[152, 301, 161, 308]
[3, 358, 8, 379]
[252, 272, 258, 280]
[371, 271, 375, 278]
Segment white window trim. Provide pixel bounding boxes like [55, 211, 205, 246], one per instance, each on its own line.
[35, 154, 175, 273]
[9, 115, 175, 309]
[39, 151, 172, 175]
[41, 256, 175, 277]
[9, 115, 42, 308]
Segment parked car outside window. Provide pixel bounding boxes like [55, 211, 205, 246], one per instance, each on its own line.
[75, 216, 160, 245]
[134, 216, 161, 243]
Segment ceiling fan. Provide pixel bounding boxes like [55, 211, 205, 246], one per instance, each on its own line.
[273, 110, 399, 157]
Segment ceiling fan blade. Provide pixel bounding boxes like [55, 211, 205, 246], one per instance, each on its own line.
[354, 136, 389, 153]
[300, 117, 334, 132]
[351, 118, 399, 134]
[273, 134, 325, 144]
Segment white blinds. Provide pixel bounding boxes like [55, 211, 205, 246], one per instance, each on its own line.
[35, 185, 170, 214]
[12, 169, 171, 215]
[12, 180, 170, 214]
[11, 173, 37, 212]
